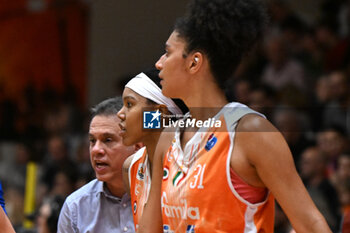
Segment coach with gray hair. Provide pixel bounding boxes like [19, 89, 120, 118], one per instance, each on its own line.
[58, 97, 141, 233]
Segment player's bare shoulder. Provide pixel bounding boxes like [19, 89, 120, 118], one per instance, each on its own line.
[236, 113, 277, 133]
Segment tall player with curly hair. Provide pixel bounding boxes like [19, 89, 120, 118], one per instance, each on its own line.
[139, 0, 332, 232]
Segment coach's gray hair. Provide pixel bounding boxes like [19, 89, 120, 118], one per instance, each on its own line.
[90, 96, 123, 118]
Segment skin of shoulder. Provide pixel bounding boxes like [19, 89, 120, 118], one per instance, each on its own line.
[232, 114, 331, 233]
[122, 154, 134, 196]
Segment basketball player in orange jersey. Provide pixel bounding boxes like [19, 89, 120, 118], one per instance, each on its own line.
[117, 68, 187, 231]
[138, 0, 332, 232]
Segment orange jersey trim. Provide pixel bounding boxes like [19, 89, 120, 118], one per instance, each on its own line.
[129, 147, 150, 230]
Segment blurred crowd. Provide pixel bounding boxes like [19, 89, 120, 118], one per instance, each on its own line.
[228, 0, 350, 232]
[0, 0, 350, 232]
[0, 83, 93, 232]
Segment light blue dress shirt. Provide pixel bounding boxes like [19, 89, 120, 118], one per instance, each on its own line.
[57, 179, 135, 233]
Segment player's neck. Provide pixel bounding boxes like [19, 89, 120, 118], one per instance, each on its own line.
[143, 132, 161, 168]
[183, 82, 228, 121]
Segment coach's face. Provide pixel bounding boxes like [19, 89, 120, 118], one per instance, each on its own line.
[89, 115, 135, 189]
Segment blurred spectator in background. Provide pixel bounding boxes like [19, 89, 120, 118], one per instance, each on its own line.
[39, 135, 77, 199]
[15, 85, 45, 143]
[315, 74, 332, 102]
[0, 142, 31, 228]
[338, 178, 350, 233]
[248, 83, 276, 120]
[36, 195, 65, 233]
[13, 144, 31, 188]
[278, 11, 306, 59]
[0, 142, 31, 191]
[315, 20, 341, 72]
[298, 29, 324, 87]
[273, 107, 313, 168]
[74, 140, 94, 189]
[308, 75, 331, 132]
[262, 35, 306, 93]
[50, 169, 77, 199]
[332, 152, 350, 191]
[338, 0, 350, 37]
[300, 146, 341, 232]
[315, 18, 350, 73]
[231, 79, 252, 105]
[42, 84, 83, 138]
[322, 71, 350, 136]
[5, 186, 25, 230]
[317, 126, 348, 177]
[320, 0, 343, 28]
[43, 104, 71, 137]
[268, 0, 305, 40]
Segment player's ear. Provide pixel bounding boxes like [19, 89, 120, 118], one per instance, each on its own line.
[188, 52, 203, 74]
[155, 104, 170, 115]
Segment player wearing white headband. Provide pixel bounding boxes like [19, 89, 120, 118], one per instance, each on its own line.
[117, 68, 187, 231]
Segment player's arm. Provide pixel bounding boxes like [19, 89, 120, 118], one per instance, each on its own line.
[138, 130, 174, 233]
[235, 114, 331, 233]
[123, 154, 134, 196]
[0, 207, 15, 233]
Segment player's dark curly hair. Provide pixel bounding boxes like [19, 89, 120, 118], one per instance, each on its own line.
[174, 0, 268, 89]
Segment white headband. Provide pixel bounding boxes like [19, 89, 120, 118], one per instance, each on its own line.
[125, 72, 183, 115]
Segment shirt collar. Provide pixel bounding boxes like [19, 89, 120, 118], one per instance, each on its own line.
[95, 181, 130, 203]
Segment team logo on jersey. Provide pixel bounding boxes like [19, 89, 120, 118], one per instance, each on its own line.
[143, 110, 161, 129]
[163, 224, 174, 233]
[133, 201, 137, 214]
[136, 163, 145, 180]
[186, 225, 195, 233]
[163, 166, 169, 180]
[162, 192, 200, 220]
[134, 183, 141, 196]
[172, 170, 186, 187]
[205, 133, 217, 151]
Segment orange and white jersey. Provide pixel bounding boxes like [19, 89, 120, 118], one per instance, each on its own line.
[161, 102, 275, 233]
[129, 147, 151, 230]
